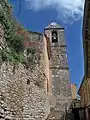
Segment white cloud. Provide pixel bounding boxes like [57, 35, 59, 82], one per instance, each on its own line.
[24, 0, 85, 23]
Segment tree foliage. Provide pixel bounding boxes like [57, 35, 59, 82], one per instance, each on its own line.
[0, 0, 38, 67]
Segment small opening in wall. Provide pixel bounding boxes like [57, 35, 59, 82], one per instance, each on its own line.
[0, 93, 5, 101]
[27, 79, 30, 85]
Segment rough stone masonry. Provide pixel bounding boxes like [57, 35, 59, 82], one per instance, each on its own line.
[0, 23, 50, 120]
[0, 1, 72, 120]
[44, 22, 72, 120]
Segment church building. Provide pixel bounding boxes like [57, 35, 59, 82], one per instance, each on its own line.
[43, 22, 72, 120]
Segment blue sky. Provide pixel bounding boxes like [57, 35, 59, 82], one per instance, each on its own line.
[9, 0, 85, 87]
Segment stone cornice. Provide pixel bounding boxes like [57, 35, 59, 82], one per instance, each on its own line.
[49, 66, 69, 70]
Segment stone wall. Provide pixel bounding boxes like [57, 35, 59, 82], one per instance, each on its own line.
[0, 63, 50, 120]
[29, 31, 43, 42]
[50, 47, 68, 68]
[44, 25, 72, 120]
[44, 29, 66, 46]
[0, 22, 50, 120]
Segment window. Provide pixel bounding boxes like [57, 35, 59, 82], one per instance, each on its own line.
[85, 29, 88, 39]
[52, 31, 58, 43]
[74, 103, 76, 107]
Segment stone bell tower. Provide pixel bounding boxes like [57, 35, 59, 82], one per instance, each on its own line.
[44, 22, 72, 120]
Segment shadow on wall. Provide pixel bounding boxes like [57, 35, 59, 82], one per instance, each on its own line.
[46, 101, 81, 120]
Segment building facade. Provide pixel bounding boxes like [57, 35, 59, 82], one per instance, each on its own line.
[44, 22, 72, 120]
[78, 0, 90, 120]
[71, 84, 77, 100]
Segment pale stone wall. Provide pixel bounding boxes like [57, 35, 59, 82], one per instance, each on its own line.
[0, 63, 50, 120]
[79, 77, 90, 107]
[44, 27, 72, 120]
[43, 36, 52, 94]
[50, 47, 68, 68]
[71, 84, 77, 100]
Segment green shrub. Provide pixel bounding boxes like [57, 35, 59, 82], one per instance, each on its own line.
[0, 1, 40, 69]
[0, 1, 25, 63]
